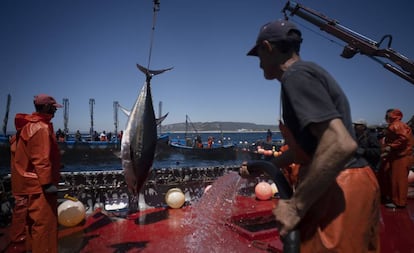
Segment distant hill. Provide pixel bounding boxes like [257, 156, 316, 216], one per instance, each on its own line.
[160, 121, 279, 132]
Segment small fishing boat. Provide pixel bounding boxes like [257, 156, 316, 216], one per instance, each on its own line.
[168, 115, 237, 160]
[169, 138, 237, 160]
[0, 134, 170, 169]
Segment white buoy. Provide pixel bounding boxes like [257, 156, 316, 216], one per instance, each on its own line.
[58, 199, 86, 227]
[165, 188, 186, 209]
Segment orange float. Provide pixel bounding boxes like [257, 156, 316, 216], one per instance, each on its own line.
[255, 182, 273, 200]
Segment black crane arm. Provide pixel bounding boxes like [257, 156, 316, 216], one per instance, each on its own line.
[282, 1, 414, 85]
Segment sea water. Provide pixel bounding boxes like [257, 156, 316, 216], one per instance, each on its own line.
[0, 131, 282, 174]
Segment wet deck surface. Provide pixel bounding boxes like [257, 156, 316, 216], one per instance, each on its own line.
[2, 195, 414, 253]
[1, 195, 282, 253]
[379, 199, 414, 253]
[57, 196, 283, 253]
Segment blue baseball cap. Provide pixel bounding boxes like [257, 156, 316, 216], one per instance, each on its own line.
[247, 19, 301, 56]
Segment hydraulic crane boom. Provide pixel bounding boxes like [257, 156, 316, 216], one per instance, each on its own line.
[282, 1, 414, 85]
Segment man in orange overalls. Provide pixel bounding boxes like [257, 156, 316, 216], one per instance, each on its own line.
[380, 108, 414, 208]
[8, 94, 62, 253]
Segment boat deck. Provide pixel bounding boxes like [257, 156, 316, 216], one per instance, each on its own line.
[58, 196, 283, 253]
[2, 196, 414, 252]
[380, 198, 414, 253]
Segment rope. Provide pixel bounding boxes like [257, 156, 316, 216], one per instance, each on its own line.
[146, 0, 161, 70]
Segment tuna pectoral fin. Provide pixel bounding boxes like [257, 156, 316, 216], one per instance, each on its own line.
[156, 113, 169, 125]
[118, 103, 131, 117]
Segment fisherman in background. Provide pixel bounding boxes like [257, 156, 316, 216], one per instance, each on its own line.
[266, 129, 272, 143]
[100, 131, 108, 141]
[56, 128, 65, 142]
[117, 130, 123, 142]
[75, 130, 82, 142]
[353, 119, 381, 171]
[8, 94, 62, 253]
[107, 131, 113, 142]
[379, 108, 414, 208]
[92, 131, 99, 141]
[195, 135, 203, 148]
[207, 136, 213, 148]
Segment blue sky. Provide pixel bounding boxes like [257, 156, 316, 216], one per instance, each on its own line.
[1, 0, 413, 134]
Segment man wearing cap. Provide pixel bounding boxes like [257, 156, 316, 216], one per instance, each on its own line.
[8, 94, 62, 253]
[242, 20, 380, 252]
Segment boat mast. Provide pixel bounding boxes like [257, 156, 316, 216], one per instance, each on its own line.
[2, 94, 11, 136]
[89, 98, 95, 137]
[185, 115, 198, 136]
[185, 114, 188, 139]
[63, 98, 69, 134]
[113, 101, 119, 139]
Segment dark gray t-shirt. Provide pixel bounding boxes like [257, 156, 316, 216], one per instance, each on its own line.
[281, 60, 355, 156]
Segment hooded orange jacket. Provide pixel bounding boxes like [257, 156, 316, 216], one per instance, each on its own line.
[385, 109, 414, 157]
[10, 113, 61, 195]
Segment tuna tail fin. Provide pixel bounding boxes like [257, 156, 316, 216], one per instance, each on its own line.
[156, 112, 169, 126]
[136, 63, 173, 82]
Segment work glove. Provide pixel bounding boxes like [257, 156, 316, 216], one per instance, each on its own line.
[42, 184, 58, 194]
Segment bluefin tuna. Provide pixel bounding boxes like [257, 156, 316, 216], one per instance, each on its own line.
[122, 64, 172, 202]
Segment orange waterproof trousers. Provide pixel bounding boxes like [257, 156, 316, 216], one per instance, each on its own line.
[9, 195, 28, 243]
[14, 193, 58, 253]
[389, 156, 411, 206]
[299, 167, 380, 253]
[377, 160, 391, 203]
